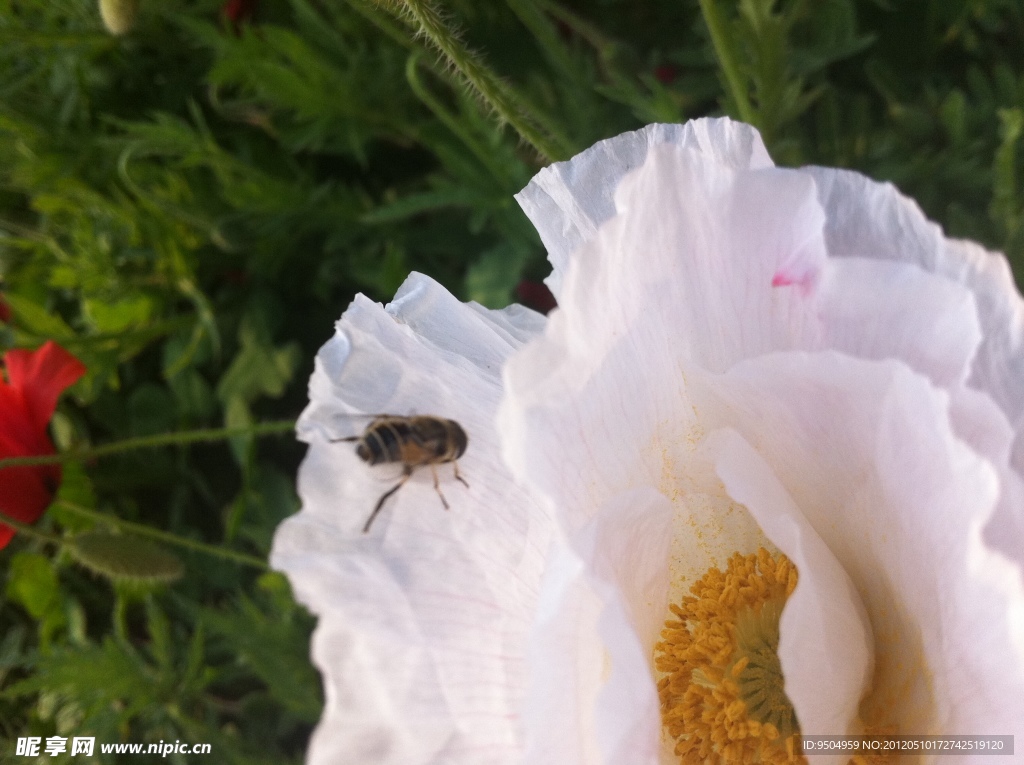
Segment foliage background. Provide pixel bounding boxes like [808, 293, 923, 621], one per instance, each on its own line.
[1, 0, 1022, 761]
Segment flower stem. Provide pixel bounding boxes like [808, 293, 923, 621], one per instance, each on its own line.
[390, 0, 573, 162]
[405, 53, 511, 182]
[0, 419, 295, 470]
[54, 500, 269, 571]
[0, 513, 64, 545]
[697, 0, 757, 126]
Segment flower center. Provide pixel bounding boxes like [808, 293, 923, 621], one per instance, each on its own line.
[654, 547, 802, 764]
[731, 597, 796, 739]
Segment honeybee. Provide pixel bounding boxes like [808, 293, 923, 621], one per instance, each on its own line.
[333, 415, 469, 533]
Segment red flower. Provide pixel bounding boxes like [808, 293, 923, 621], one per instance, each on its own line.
[0, 341, 86, 548]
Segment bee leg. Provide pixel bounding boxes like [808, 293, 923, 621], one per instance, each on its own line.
[431, 465, 450, 510]
[362, 467, 411, 533]
[452, 461, 469, 489]
[329, 435, 359, 443]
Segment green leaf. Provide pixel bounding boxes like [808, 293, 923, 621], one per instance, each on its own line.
[202, 598, 322, 722]
[225, 395, 254, 467]
[5, 553, 60, 619]
[167, 368, 216, 422]
[216, 338, 301, 403]
[465, 240, 530, 308]
[2, 638, 159, 721]
[65, 532, 184, 584]
[216, 307, 301, 405]
[49, 461, 98, 534]
[360, 186, 496, 224]
[83, 293, 155, 333]
[0, 294, 74, 339]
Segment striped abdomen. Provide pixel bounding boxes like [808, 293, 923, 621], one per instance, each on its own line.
[355, 416, 468, 468]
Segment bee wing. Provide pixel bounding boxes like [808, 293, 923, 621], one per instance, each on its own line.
[371, 463, 409, 483]
[331, 411, 415, 420]
[328, 412, 409, 441]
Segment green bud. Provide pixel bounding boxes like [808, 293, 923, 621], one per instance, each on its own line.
[99, 0, 139, 35]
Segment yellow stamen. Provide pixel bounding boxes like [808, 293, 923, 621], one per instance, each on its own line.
[655, 547, 801, 765]
[655, 547, 896, 765]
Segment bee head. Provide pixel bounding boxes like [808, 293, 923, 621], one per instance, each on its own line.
[355, 442, 371, 462]
[449, 420, 468, 458]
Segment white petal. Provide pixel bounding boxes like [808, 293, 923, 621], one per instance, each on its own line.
[510, 119, 1024, 763]
[816, 257, 982, 388]
[503, 141, 831, 537]
[515, 119, 773, 296]
[523, 489, 673, 765]
[690, 351, 1024, 739]
[272, 273, 554, 765]
[806, 165, 1024, 582]
[708, 428, 871, 762]
[806, 166, 1024, 477]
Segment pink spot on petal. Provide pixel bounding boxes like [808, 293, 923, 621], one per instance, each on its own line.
[771, 269, 817, 296]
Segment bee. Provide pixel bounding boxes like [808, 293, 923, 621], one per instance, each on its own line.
[333, 415, 469, 533]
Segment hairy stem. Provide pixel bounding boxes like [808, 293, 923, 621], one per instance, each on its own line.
[55, 501, 268, 570]
[392, 0, 572, 162]
[0, 419, 295, 470]
[698, 0, 757, 125]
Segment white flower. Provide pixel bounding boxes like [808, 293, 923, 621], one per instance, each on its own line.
[272, 118, 1024, 765]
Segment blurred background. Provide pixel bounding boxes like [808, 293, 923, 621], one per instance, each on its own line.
[1, 0, 1022, 761]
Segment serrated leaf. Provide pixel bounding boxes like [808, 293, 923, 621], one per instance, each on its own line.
[2, 638, 158, 721]
[202, 598, 321, 721]
[65, 532, 184, 583]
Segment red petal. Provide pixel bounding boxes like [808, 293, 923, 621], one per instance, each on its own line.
[4, 341, 86, 433]
[0, 342, 81, 547]
[0, 384, 41, 455]
[0, 463, 58, 549]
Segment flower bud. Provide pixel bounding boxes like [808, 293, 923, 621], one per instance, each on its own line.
[98, 0, 138, 36]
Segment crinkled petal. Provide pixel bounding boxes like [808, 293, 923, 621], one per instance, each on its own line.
[515, 120, 773, 296]
[806, 167, 1024, 430]
[271, 273, 553, 765]
[806, 167, 1024, 574]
